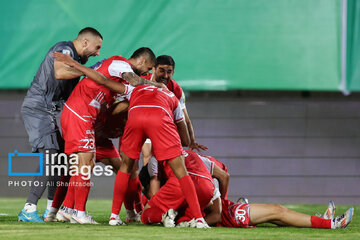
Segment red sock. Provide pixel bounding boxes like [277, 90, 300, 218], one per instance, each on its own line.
[178, 175, 202, 219]
[112, 171, 130, 215]
[311, 216, 331, 229]
[74, 174, 91, 211]
[62, 176, 76, 209]
[141, 206, 163, 224]
[133, 177, 143, 213]
[124, 177, 138, 210]
[52, 175, 71, 209]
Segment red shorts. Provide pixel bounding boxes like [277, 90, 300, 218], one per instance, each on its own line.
[148, 175, 214, 214]
[95, 138, 120, 162]
[120, 107, 182, 161]
[218, 200, 255, 228]
[61, 106, 95, 155]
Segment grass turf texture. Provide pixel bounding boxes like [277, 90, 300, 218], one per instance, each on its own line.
[0, 198, 358, 240]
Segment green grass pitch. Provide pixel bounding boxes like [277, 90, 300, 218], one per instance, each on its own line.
[0, 198, 359, 240]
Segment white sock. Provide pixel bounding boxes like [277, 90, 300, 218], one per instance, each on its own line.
[49, 207, 58, 213]
[46, 199, 53, 211]
[331, 219, 336, 229]
[76, 210, 86, 218]
[111, 213, 120, 220]
[24, 203, 36, 212]
[66, 207, 74, 214]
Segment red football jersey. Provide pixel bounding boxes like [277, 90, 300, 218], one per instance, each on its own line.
[119, 85, 184, 123]
[162, 149, 214, 181]
[64, 56, 133, 122]
[218, 199, 255, 228]
[143, 73, 185, 109]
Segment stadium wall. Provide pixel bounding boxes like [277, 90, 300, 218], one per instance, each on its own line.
[1, 91, 359, 205]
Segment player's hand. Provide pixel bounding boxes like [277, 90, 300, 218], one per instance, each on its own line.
[159, 83, 169, 91]
[53, 52, 76, 67]
[150, 67, 156, 82]
[189, 142, 208, 152]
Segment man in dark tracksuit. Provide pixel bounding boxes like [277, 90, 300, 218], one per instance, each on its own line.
[18, 27, 103, 222]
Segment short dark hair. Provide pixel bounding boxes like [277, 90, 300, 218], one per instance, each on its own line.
[130, 47, 156, 63]
[155, 55, 175, 69]
[78, 27, 103, 39]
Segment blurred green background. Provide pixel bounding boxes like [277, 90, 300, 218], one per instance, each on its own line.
[0, 0, 359, 91]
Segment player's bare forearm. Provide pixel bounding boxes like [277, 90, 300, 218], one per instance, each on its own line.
[54, 60, 84, 80]
[176, 120, 190, 147]
[213, 165, 230, 199]
[53, 52, 126, 93]
[121, 72, 165, 88]
[148, 177, 161, 199]
[112, 101, 129, 115]
[204, 198, 222, 226]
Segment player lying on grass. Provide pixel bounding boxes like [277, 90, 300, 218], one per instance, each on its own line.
[205, 197, 354, 229]
[139, 152, 354, 229]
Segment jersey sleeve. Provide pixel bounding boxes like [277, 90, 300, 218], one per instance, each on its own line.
[173, 101, 185, 123]
[108, 60, 134, 78]
[179, 90, 186, 110]
[198, 154, 215, 175]
[211, 178, 221, 201]
[147, 156, 158, 177]
[116, 84, 135, 101]
[53, 45, 75, 58]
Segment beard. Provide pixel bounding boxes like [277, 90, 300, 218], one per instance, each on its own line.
[79, 55, 89, 64]
[157, 77, 170, 85]
[132, 68, 142, 76]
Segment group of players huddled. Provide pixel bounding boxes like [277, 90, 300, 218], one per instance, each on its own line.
[18, 27, 353, 229]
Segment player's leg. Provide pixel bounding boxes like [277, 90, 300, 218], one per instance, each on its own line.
[124, 163, 142, 222]
[141, 141, 152, 166]
[109, 152, 137, 225]
[71, 152, 98, 224]
[167, 156, 209, 228]
[249, 203, 336, 228]
[18, 148, 60, 223]
[249, 204, 311, 227]
[44, 145, 67, 222]
[141, 177, 185, 227]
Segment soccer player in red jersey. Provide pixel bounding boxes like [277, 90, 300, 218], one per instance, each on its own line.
[107, 84, 209, 228]
[53, 51, 208, 227]
[210, 199, 354, 229]
[51, 48, 162, 224]
[140, 149, 216, 228]
[142, 55, 207, 152]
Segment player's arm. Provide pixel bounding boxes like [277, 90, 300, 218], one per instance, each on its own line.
[204, 197, 222, 226]
[183, 107, 208, 151]
[54, 60, 84, 80]
[111, 101, 129, 115]
[121, 72, 166, 89]
[176, 120, 190, 147]
[53, 52, 126, 93]
[141, 142, 153, 166]
[148, 176, 161, 199]
[212, 164, 230, 199]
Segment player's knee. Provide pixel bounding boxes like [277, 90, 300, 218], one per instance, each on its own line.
[273, 204, 287, 216]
